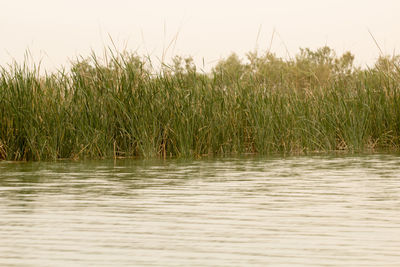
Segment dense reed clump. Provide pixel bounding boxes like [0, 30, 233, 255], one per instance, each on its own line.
[1, 46, 400, 161]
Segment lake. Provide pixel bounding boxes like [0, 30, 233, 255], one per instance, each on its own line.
[1, 154, 400, 266]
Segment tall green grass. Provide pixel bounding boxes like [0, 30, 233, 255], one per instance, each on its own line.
[1, 46, 400, 161]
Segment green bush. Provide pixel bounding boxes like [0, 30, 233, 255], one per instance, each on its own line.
[0, 47, 399, 160]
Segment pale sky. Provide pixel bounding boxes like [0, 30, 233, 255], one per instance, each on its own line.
[1, 0, 400, 71]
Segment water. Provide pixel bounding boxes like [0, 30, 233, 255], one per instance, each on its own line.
[1, 154, 400, 266]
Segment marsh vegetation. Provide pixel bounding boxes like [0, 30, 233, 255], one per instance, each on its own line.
[1, 46, 400, 160]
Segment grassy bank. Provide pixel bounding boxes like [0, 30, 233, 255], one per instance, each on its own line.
[1, 46, 400, 161]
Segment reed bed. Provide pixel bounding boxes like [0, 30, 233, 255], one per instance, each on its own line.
[1, 46, 400, 161]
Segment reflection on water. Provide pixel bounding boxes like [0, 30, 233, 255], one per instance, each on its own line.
[1, 154, 400, 266]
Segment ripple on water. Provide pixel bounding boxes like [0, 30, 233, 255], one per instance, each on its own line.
[1, 154, 400, 266]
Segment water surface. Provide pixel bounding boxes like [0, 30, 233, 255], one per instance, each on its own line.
[1, 154, 400, 266]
